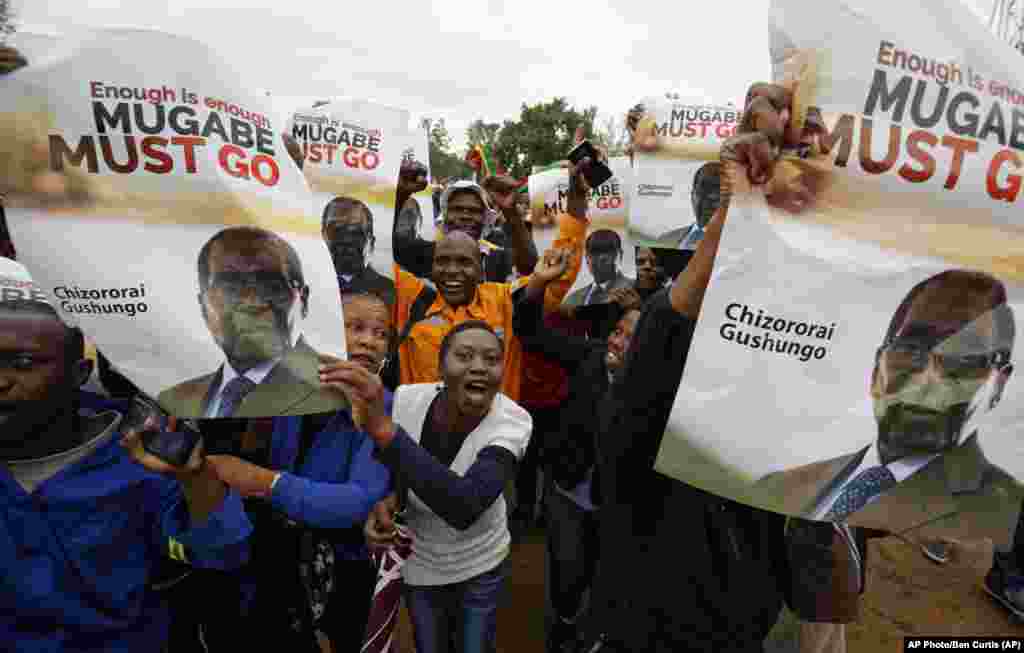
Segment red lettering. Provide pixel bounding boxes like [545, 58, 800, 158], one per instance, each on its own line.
[343, 147, 360, 168]
[172, 136, 205, 173]
[250, 154, 280, 187]
[988, 149, 1022, 202]
[859, 119, 900, 175]
[219, 144, 250, 180]
[141, 136, 173, 174]
[898, 130, 937, 183]
[940, 135, 978, 190]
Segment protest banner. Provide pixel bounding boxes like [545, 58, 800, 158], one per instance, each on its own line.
[654, 0, 1024, 546]
[629, 98, 743, 247]
[527, 156, 637, 309]
[528, 155, 631, 228]
[286, 99, 434, 292]
[0, 28, 349, 418]
[288, 99, 411, 208]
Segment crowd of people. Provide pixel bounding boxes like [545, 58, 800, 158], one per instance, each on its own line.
[4, 41, 1024, 653]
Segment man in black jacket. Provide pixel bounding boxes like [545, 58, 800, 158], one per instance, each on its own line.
[514, 249, 642, 652]
[579, 85, 855, 653]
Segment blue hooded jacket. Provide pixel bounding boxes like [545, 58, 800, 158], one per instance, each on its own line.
[0, 407, 252, 652]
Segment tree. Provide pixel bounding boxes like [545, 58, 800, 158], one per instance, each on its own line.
[466, 120, 501, 151]
[472, 98, 598, 179]
[0, 0, 15, 41]
[425, 118, 471, 181]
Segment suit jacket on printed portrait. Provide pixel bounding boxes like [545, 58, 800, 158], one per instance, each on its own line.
[754, 434, 1023, 548]
[157, 338, 348, 418]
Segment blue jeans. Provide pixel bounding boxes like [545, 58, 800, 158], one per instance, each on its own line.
[404, 559, 507, 653]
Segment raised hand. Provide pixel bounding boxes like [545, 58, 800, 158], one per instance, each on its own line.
[533, 247, 570, 283]
[398, 159, 429, 196]
[481, 175, 521, 212]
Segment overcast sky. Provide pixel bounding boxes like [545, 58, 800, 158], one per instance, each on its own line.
[11, 0, 997, 153]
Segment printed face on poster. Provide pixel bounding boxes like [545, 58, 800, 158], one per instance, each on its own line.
[0, 28, 349, 418]
[654, 0, 1024, 545]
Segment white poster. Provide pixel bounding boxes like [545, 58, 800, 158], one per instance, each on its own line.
[655, 0, 1024, 545]
[0, 28, 349, 419]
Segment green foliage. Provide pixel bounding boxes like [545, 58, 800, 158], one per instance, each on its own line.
[0, 0, 15, 40]
[467, 98, 598, 179]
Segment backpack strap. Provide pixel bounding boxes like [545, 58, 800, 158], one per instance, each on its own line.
[398, 285, 439, 346]
[381, 284, 438, 390]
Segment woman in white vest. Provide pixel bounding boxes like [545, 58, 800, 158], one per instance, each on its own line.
[325, 319, 532, 653]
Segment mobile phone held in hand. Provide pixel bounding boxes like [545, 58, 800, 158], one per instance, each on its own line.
[567, 140, 613, 189]
[124, 396, 203, 467]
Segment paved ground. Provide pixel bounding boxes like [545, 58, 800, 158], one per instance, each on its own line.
[391, 528, 548, 653]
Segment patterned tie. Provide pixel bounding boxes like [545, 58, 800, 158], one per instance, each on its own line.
[824, 464, 897, 521]
[216, 376, 255, 418]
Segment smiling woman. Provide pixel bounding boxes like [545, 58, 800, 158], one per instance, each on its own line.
[345, 320, 530, 653]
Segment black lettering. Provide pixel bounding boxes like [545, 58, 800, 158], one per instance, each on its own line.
[863, 69, 912, 122]
[134, 102, 165, 135]
[93, 101, 132, 134]
[49, 134, 99, 173]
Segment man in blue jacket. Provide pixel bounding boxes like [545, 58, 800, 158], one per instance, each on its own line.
[0, 297, 253, 652]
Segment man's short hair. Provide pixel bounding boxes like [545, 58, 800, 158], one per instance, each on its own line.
[882, 269, 1015, 356]
[585, 229, 622, 255]
[322, 196, 376, 251]
[197, 227, 305, 293]
[0, 299, 85, 365]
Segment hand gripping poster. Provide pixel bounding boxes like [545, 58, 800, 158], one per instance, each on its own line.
[654, 0, 1024, 549]
[629, 97, 743, 249]
[0, 28, 349, 418]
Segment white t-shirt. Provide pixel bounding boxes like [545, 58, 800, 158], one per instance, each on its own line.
[393, 383, 532, 586]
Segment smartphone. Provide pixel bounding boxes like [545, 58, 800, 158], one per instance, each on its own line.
[123, 396, 203, 467]
[567, 140, 613, 189]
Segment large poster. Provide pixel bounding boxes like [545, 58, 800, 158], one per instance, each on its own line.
[0, 28, 349, 418]
[654, 0, 1024, 545]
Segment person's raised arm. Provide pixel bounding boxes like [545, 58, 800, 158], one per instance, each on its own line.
[322, 363, 520, 531]
[669, 204, 727, 319]
[392, 160, 432, 277]
[535, 139, 595, 313]
[515, 248, 591, 370]
[483, 175, 538, 275]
